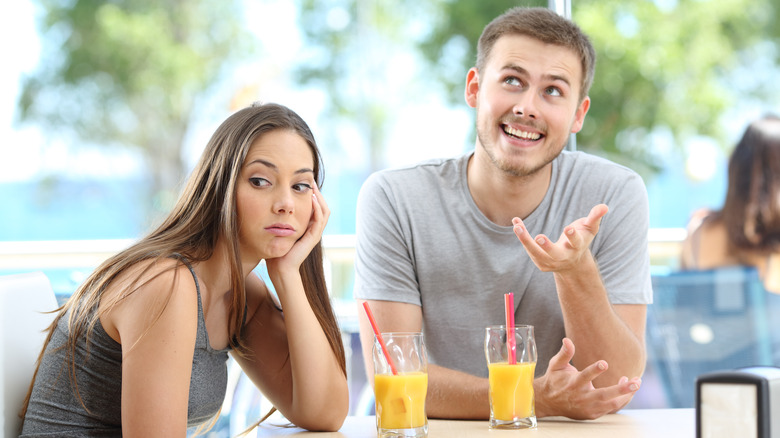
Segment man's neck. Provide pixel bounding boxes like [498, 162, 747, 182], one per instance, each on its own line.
[466, 152, 552, 227]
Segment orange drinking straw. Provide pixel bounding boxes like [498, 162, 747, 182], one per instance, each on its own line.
[505, 292, 517, 365]
[362, 301, 399, 375]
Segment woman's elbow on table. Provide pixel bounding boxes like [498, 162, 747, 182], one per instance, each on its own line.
[289, 385, 349, 432]
[291, 404, 348, 432]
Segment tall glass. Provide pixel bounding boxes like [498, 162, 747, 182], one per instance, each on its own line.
[373, 332, 428, 438]
[484, 325, 537, 429]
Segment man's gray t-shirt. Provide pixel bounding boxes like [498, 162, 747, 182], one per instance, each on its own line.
[354, 151, 652, 378]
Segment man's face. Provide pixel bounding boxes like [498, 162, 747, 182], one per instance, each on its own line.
[466, 34, 590, 178]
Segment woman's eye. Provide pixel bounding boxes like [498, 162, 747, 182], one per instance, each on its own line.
[249, 177, 270, 188]
[293, 183, 313, 193]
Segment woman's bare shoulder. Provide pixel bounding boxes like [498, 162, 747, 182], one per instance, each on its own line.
[101, 258, 199, 342]
[685, 208, 716, 232]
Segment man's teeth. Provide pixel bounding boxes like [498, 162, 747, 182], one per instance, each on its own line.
[504, 126, 540, 140]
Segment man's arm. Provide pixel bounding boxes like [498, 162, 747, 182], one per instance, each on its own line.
[513, 204, 646, 388]
[554, 253, 646, 387]
[357, 299, 640, 419]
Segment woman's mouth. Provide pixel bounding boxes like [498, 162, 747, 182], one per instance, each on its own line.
[265, 223, 296, 237]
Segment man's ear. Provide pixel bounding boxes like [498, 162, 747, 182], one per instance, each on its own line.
[465, 67, 480, 108]
[571, 96, 591, 134]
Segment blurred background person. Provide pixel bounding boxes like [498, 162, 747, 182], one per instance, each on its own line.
[680, 114, 780, 293]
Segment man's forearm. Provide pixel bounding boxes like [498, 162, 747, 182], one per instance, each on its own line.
[554, 254, 646, 386]
[425, 364, 491, 419]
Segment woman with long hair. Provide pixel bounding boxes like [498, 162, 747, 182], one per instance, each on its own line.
[681, 114, 780, 293]
[20, 102, 349, 436]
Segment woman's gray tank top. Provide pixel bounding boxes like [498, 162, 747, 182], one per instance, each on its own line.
[20, 261, 230, 437]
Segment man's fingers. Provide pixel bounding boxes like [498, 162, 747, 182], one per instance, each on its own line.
[562, 226, 582, 249]
[513, 220, 551, 260]
[593, 376, 642, 404]
[548, 338, 576, 371]
[578, 359, 609, 385]
[585, 204, 609, 228]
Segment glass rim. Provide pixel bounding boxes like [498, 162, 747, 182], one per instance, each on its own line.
[378, 331, 424, 337]
[485, 324, 534, 330]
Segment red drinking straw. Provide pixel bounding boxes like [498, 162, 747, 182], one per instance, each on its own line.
[362, 301, 398, 375]
[505, 292, 517, 365]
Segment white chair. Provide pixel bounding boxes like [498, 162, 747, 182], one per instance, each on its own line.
[0, 272, 59, 437]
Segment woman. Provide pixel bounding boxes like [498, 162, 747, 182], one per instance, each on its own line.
[20, 103, 349, 436]
[681, 114, 780, 293]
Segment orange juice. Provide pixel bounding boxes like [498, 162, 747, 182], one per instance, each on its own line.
[488, 362, 536, 420]
[374, 372, 428, 429]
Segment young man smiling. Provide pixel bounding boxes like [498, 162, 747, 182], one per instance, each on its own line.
[355, 7, 651, 420]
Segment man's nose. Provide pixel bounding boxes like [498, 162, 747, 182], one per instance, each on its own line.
[512, 92, 538, 119]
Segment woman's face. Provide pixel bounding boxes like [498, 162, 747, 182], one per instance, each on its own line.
[235, 129, 316, 261]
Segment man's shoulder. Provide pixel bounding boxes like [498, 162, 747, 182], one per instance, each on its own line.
[558, 150, 642, 180]
[365, 154, 468, 188]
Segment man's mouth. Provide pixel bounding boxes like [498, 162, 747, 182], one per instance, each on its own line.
[503, 124, 541, 141]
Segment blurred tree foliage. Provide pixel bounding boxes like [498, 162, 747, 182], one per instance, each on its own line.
[17, 0, 253, 218]
[297, 0, 780, 179]
[296, 0, 450, 173]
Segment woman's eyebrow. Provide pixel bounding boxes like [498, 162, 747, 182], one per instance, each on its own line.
[247, 158, 313, 175]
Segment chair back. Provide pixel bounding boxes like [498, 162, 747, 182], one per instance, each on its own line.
[0, 272, 58, 437]
[647, 266, 773, 408]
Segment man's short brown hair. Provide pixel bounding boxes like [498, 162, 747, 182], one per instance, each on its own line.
[476, 7, 596, 102]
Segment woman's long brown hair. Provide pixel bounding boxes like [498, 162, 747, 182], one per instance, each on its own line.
[20, 103, 347, 423]
[716, 114, 780, 253]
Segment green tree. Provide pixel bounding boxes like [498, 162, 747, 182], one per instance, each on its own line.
[296, 0, 453, 173]
[17, 0, 254, 220]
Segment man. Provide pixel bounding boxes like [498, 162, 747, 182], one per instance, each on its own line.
[354, 7, 651, 420]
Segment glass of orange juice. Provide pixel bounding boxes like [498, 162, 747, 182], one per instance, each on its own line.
[484, 325, 537, 429]
[373, 332, 428, 438]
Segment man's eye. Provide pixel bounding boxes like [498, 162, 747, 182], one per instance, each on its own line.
[504, 77, 522, 87]
[293, 183, 313, 193]
[249, 177, 270, 188]
[546, 87, 562, 97]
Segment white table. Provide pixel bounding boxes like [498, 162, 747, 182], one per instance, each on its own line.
[252, 408, 695, 437]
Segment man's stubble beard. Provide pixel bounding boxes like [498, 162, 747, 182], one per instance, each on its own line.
[476, 127, 565, 179]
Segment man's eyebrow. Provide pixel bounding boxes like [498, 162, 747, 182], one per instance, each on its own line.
[503, 64, 572, 87]
[247, 158, 314, 175]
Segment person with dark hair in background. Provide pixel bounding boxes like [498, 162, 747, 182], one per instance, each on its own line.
[20, 103, 349, 437]
[681, 114, 780, 293]
[355, 7, 650, 421]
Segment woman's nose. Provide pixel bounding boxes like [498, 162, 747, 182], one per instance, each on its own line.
[273, 191, 295, 215]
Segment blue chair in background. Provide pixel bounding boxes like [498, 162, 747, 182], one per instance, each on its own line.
[647, 267, 773, 408]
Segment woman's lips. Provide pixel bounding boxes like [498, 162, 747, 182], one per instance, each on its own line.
[265, 224, 296, 237]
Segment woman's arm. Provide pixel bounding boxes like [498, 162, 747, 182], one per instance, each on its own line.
[102, 263, 199, 437]
[234, 187, 348, 431]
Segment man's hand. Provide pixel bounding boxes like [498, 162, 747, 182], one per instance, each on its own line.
[512, 204, 608, 273]
[534, 338, 641, 420]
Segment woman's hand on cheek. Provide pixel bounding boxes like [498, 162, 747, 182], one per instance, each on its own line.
[266, 185, 330, 276]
